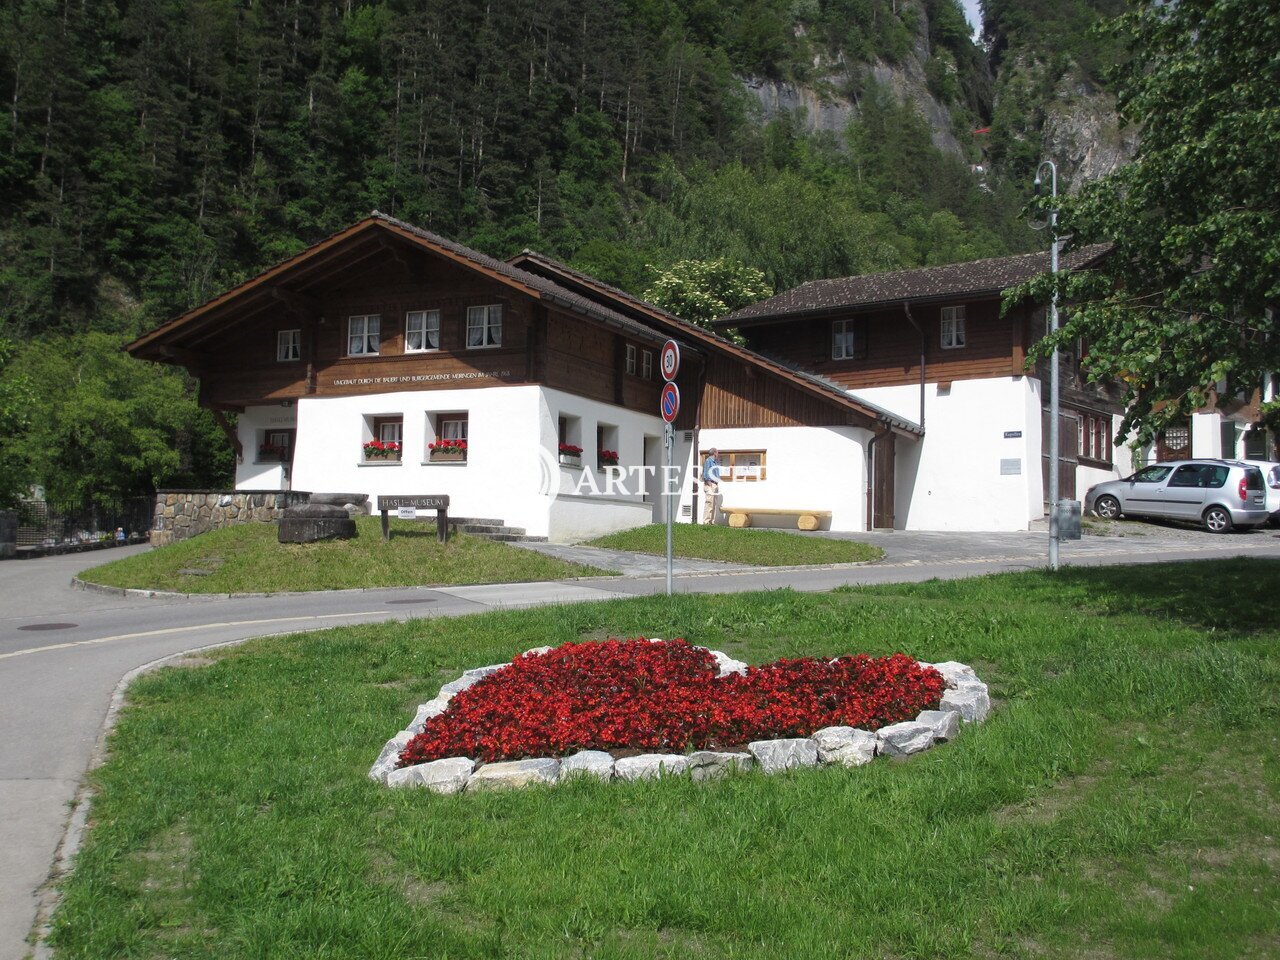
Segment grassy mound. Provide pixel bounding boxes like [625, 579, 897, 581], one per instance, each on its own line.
[586, 523, 882, 566]
[79, 516, 608, 593]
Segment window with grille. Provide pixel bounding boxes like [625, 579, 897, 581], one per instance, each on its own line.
[832, 319, 865, 360]
[1077, 411, 1113, 466]
[465, 304, 502, 348]
[940, 306, 966, 349]
[348, 315, 381, 356]
[405, 310, 441, 352]
[276, 329, 301, 362]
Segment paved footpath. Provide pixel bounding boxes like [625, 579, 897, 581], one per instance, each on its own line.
[2, 528, 1279, 959]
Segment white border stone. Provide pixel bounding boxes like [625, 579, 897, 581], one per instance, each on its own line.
[371, 647, 990, 791]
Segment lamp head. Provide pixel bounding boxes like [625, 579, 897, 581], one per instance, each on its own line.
[1033, 175, 1042, 196]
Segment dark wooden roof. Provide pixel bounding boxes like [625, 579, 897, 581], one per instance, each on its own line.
[509, 249, 922, 436]
[718, 244, 1112, 326]
[128, 213, 667, 358]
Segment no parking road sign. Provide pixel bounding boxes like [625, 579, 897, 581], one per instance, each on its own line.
[660, 381, 680, 423]
[660, 339, 681, 381]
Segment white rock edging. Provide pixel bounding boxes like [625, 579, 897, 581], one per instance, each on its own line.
[372, 646, 991, 793]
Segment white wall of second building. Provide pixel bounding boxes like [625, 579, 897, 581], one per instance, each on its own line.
[693, 426, 872, 531]
[854, 377, 1043, 531]
[234, 404, 298, 490]
[538, 387, 670, 541]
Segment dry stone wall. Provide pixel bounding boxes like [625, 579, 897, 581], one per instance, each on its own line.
[151, 490, 311, 546]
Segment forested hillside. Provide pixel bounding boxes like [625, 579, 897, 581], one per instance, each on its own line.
[0, 0, 1118, 504]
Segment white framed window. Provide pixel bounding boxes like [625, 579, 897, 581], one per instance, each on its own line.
[276, 329, 301, 362]
[625, 344, 637, 375]
[465, 304, 502, 348]
[405, 310, 441, 352]
[439, 416, 468, 441]
[941, 306, 966, 349]
[832, 319, 863, 360]
[641, 349, 655, 380]
[348, 314, 381, 356]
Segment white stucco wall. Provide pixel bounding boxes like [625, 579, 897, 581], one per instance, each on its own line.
[259, 386, 667, 542]
[854, 377, 1043, 531]
[693, 426, 872, 531]
[235, 404, 298, 490]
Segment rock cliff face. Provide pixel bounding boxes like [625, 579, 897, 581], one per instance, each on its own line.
[742, 24, 965, 157]
[1041, 81, 1138, 193]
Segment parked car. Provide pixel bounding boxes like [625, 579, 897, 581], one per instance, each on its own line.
[1084, 460, 1270, 533]
[1238, 459, 1280, 522]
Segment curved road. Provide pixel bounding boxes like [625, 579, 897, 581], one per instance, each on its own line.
[3, 529, 1279, 959]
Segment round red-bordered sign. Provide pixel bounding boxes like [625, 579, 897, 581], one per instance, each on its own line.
[660, 381, 681, 423]
[660, 340, 681, 382]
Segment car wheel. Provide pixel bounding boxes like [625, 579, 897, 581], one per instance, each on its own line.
[1094, 495, 1121, 520]
[1203, 505, 1233, 534]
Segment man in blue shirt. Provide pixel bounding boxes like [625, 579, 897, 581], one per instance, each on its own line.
[702, 447, 721, 524]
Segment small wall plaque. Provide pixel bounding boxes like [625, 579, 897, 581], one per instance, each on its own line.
[1000, 458, 1022, 476]
[1003, 430, 1023, 439]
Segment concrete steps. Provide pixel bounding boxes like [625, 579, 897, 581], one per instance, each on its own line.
[447, 517, 546, 543]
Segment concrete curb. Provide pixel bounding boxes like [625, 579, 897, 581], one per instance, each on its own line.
[68, 555, 882, 600]
[27, 628, 306, 959]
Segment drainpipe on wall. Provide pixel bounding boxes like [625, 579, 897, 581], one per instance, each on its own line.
[902, 303, 926, 432]
[691, 354, 708, 523]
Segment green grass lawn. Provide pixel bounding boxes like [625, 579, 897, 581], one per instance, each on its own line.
[51, 561, 1280, 958]
[586, 523, 883, 565]
[78, 516, 608, 593]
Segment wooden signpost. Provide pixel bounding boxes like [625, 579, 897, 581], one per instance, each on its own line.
[377, 495, 450, 543]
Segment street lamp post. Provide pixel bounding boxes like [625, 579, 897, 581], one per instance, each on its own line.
[1034, 160, 1061, 572]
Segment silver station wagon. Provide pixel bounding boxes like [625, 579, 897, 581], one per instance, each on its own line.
[1084, 460, 1270, 533]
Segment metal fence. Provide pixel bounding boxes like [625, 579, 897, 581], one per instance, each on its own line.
[14, 498, 152, 549]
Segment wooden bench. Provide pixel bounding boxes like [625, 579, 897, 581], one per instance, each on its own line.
[722, 507, 832, 531]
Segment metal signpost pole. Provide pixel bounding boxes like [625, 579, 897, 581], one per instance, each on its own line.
[665, 423, 674, 596]
[1035, 160, 1061, 572]
[659, 340, 681, 598]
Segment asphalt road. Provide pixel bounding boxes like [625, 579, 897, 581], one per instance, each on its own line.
[3, 527, 1279, 960]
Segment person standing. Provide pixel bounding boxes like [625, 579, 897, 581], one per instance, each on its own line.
[702, 447, 722, 524]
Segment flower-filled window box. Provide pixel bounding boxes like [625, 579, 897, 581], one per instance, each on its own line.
[429, 438, 467, 462]
[598, 449, 620, 469]
[558, 442, 583, 466]
[363, 439, 402, 462]
[257, 443, 288, 463]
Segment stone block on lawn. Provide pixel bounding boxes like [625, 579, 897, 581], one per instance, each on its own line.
[921, 660, 978, 689]
[368, 731, 413, 783]
[523, 645, 554, 657]
[812, 726, 877, 767]
[277, 516, 357, 544]
[876, 721, 937, 757]
[468, 758, 560, 791]
[687, 751, 754, 781]
[559, 750, 615, 781]
[748, 738, 820, 774]
[386, 756, 474, 794]
[940, 684, 991, 723]
[408, 697, 450, 734]
[614, 754, 690, 781]
[915, 709, 961, 742]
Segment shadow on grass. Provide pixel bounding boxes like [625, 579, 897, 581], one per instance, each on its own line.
[1039, 558, 1279, 634]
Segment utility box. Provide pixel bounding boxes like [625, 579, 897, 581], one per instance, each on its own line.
[1056, 500, 1082, 541]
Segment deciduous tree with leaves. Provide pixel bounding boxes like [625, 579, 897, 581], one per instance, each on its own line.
[1023, 0, 1280, 448]
[643, 258, 771, 332]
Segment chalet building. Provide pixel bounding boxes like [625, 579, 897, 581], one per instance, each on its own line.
[716, 246, 1138, 531]
[127, 213, 918, 541]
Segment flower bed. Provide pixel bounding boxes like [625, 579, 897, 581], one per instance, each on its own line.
[369, 639, 990, 792]
[400, 639, 943, 765]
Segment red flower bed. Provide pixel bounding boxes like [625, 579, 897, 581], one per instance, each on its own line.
[399, 638, 943, 766]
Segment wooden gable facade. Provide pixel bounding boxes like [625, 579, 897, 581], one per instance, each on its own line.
[128, 216, 671, 420]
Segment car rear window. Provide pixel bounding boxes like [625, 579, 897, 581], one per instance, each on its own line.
[1245, 467, 1264, 490]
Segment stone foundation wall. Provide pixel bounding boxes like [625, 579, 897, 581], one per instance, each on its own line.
[152, 490, 312, 546]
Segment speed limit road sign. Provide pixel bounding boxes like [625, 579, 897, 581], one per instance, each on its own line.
[660, 340, 680, 381]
